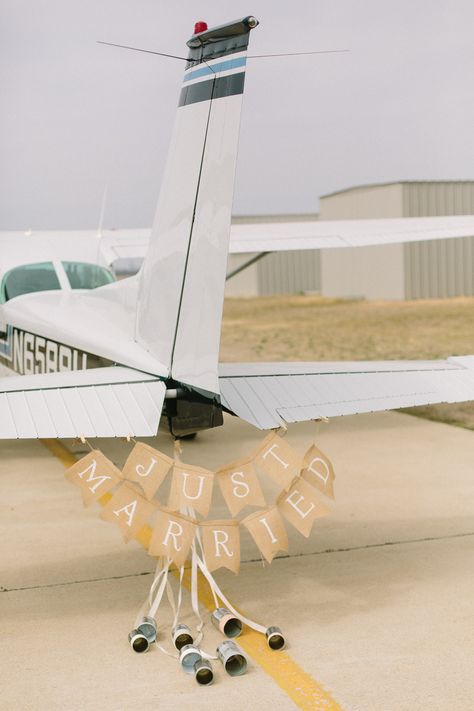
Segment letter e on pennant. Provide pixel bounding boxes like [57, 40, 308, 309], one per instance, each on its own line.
[278, 477, 330, 537]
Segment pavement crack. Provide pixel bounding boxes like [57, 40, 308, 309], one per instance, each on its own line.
[3, 530, 473, 593]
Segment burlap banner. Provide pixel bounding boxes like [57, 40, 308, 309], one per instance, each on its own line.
[243, 505, 289, 564]
[217, 457, 266, 516]
[201, 519, 240, 574]
[149, 508, 197, 567]
[278, 477, 330, 537]
[65, 450, 122, 506]
[301, 444, 336, 500]
[100, 481, 155, 538]
[122, 442, 173, 500]
[168, 462, 214, 517]
[65, 431, 336, 570]
[254, 432, 305, 492]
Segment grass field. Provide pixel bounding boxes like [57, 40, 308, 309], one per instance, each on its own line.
[220, 295, 474, 430]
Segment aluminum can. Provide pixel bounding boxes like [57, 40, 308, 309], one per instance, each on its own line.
[216, 640, 247, 676]
[265, 626, 285, 650]
[128, 628, 150, 653]
[136, 616, 157, 643]
[194, 658, 214, 686]
[172, 624, 194, 651]
[179, 644, 202, 674]
[211, 607, 242, 638]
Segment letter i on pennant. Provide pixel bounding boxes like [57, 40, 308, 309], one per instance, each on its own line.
[243, 506, 289, 564]
[65, 450, 122, 507]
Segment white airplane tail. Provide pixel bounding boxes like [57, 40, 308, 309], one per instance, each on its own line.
[135, 17, 258, 396]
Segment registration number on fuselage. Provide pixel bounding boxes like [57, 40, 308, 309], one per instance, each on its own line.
[0, 326, 88, 375]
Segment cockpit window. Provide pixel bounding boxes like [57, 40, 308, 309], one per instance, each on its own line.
[1, 262, 61, 303]
[62, 262, 115, 290]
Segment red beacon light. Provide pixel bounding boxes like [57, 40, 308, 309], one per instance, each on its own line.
[194, 21, 208, 34]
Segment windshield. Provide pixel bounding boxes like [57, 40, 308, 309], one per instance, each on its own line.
[1, 262, 61, 302]
[62, 262, 115, 289]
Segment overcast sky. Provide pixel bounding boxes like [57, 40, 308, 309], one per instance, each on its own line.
[1, 0, 473, 230]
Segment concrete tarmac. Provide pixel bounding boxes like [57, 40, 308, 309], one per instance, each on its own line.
[1, 412, 473, 710]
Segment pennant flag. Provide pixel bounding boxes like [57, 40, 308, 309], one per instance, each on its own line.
[65, 450, 122, 506]
[278, 477, 330, 538]
[302, 444, 336, 499]
[149, 508, 197, 567]
[254, 432, 305, 492]
[100, 482, 156, 538]
[243, 506, 288, 564]
[122, 442, 173, 500]
[201, 519, 240, 574]
[217, 458, 266, 516]
[168, 463, 214, 517]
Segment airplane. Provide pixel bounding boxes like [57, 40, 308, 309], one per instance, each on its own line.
[2, 15, 474, 440]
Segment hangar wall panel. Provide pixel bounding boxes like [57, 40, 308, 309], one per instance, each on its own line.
[257, 250, 321, 295]
[403, 182, 474, 299]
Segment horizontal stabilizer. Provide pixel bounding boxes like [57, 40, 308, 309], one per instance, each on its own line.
[219, 356, 474, 428]
[0, 367, 165, 439]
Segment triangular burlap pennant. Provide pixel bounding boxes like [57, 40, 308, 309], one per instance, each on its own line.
[301, 444, 336, 499]
[254, 432, 305, 492]
[149, 508, 197, 566]
[167, 463, 214, 517]
[217, 457, 266, 516]
[100, 482, 156, 538]
[65, 450, 122, 506]
[278, 476, 330, 537]
[243, 506, 288, 564]
[200, 519, 240, 574]
[122, 442, 173, 500]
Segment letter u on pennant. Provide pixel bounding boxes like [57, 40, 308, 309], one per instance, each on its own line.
[167, 463, 214, 516]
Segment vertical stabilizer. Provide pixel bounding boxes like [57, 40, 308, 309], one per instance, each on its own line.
[135, 17, 258, 395]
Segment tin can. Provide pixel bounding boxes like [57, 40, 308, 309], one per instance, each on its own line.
[194, 658, 214, 686]
[265, 626, 285, 650]
[211, 607, 242, 638]
[179, 644, 202, 674]
[216, 640, 247, 676]
[128, 628, 150, 653]
[136, 616, 157, 643]
[172, 624, 194, 651]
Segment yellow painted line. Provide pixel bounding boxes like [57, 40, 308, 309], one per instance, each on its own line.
[42, 438, 343, 711]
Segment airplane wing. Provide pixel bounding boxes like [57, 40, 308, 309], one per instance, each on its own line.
[0, 367, 166, 439]
[229, 215, 474, 253]
[88, 215, 474, 269]
[218, 357, 474, 428]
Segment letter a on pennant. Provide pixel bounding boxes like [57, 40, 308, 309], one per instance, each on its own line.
[149, 508, 197, 567]
[201, 519, 241, 574]
[217, 458, 266, 516]
[167, 463, 214, 516]
[301, 444, 336, 499]
[65, 450, 122, 506]
[122, 442, 173, 500]
[278, 477, 330, 537]
[243, 506, 289, 564]
[100, 482, 155, 539]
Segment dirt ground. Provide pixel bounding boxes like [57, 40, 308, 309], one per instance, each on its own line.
[220, 295, 474, 430]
